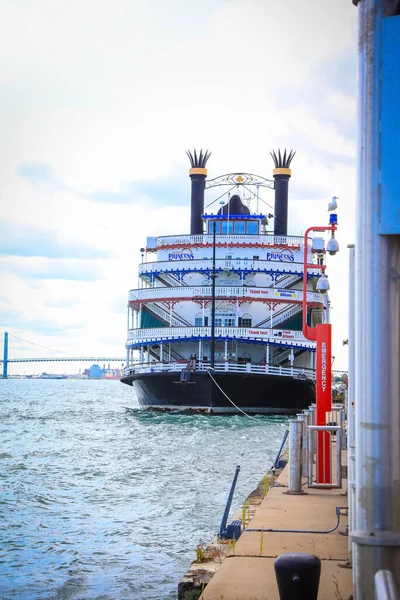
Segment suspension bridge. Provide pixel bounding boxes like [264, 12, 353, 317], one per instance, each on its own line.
[1, 332, 125, 379]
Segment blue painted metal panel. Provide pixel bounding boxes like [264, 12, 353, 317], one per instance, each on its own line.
[380, 15, 400, 234]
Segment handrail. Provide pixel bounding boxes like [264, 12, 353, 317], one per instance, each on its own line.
[219, 466, 241, 539]
[128, 285, 323, 305]
[274, 273, 301, 288]
[123, 360, 316, 381]
[154, 233, 309, 249]
[145, 302, 189, 328]
[308, 425, 343, 489]
[126, 325, 315, 348]
[274, 429, 289, 469]
[139, 258, 322, 277]
[254, 304, 302, 329]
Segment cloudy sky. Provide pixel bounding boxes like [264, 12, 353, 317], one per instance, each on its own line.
[0, 0, 357, 374]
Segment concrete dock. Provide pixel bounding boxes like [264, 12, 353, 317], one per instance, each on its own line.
[180, 448, 353, 600]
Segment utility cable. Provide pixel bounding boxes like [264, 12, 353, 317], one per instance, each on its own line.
[240, 183, 274, 210]
[8, 334, 74, 356]
[242, 506, 348, 535]
[204, 185, 237, 210]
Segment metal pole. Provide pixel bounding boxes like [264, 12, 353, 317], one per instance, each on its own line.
[219, 465, 240, 538]
[288, 419, 303, 494]
[375, 570, 399, 600]
[348, 244, 356, 563]
[352, 1, 400, 596]
[274, 428, 289, 470]
[3, 331, 8, 379]
[302, 410, 311, 478]
[302, 227, 336, 484]
[210, 221, 216, 370]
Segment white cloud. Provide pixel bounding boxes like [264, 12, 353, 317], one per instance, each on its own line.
[0, 0, 357, 373]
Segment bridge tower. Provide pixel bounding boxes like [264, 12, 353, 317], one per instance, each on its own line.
[3, 331, 8, 379]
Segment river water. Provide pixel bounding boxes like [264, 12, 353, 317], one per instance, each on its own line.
[0, 379, 289, 599]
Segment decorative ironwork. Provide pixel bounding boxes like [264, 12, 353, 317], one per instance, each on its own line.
[187, 148, 211, 168]
[270, 148, 296, 169]
[205, 173, 274, 189]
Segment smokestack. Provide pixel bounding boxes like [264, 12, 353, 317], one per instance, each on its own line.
[271, 149, 295, 236]
[187, 149, 211, 235]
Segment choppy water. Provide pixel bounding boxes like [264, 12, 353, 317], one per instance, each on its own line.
[0, 379, 289, 599]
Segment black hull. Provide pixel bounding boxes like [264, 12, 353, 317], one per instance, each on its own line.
[120, 371, 315, 414]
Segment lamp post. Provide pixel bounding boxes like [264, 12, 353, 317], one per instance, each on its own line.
[210, 220, 217, 371]
[302, 214, 338, 484]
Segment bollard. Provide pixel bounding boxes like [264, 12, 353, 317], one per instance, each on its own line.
[296, 414, 306, 478]
[308, 406, 316, 458]
[274, 553, 321, 600]
[288, 419, 303, 493]
[302, 410, 310, 478]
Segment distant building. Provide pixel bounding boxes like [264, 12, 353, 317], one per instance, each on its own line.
[89, 364, 102, 379]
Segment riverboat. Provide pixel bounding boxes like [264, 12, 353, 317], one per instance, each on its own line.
[121, 149, 328, 413]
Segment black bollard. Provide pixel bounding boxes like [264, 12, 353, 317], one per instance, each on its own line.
[274, 553, 321, 600]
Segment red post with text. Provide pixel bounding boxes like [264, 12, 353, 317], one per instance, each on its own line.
[316, 323, 332, 483]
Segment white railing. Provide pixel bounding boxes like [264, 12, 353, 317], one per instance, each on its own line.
[126, 325, 315, 348]
[275, 274, 301, 288]
[123, 360, 315, 380]
[155, 234, 308, 248]
[271, 348, 293, 365]
[128, 285, 322, 305]
[271, 304, 303, 328]
[139, 258, 322, 277]
[145, 302, 189, 328]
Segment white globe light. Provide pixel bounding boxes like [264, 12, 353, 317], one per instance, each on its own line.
[316, 274, 330, 294]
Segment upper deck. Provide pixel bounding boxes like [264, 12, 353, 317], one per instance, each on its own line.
[147, 233, 308, 253]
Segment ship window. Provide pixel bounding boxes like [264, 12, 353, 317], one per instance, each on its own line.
[195, 313, 203, 327]
[222, 221, 233, 234]
[239, 313, 252, 327]
[225, 317, 235, 326]
[247, 221, 258, 234]
[209, 221, 220, 234]
[234, 221, 245, 234]
[215, 317, 223, 326]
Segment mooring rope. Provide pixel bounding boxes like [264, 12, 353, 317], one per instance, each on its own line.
[207, 370, 259, 421]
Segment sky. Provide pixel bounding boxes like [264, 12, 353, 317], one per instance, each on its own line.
[0, 0, 357, 374]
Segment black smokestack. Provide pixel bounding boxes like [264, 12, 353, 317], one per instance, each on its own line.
[271, 149, 295, 236]
[187, 149, 211, 235]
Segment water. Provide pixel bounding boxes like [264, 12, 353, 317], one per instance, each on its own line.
[0, 379, 289, 599]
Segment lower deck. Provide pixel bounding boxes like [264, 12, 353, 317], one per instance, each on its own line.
[120, 366, 315, 414]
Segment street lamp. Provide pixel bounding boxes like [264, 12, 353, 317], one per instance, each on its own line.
[302, 213, 338, 484]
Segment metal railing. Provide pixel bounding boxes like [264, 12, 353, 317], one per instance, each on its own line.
[255, 304, 303, 330]
[275, 273, 302, 287]
[128, 285, 323, 305]
[126, 325, 316, 348]
[144, 302, 189, 328]
[139, 258, 322, 278]
[307, 425, 342, 489]
[155, 233, 308, 249]
[287, 407, 345, 490]
[123, 360, 315, 380]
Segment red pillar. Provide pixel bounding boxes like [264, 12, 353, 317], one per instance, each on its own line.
[315, 323, 332, 483]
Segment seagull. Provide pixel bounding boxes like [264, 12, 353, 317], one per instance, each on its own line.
[328, 196, 338, 211]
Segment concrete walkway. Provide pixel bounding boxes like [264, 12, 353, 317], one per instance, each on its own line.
[199, 463, 352, 600]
